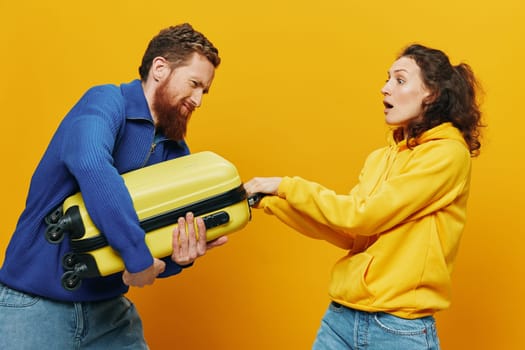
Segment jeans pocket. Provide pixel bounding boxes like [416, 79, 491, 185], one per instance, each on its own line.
[0, 284, 40, 308]
[373, 312, 428, 336]
[328, 301, 345, 313]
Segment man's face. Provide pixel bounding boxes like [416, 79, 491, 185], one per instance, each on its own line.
[152, 52, 215, 141]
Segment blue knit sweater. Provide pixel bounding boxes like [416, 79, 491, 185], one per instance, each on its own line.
[0, 80, 190, 301]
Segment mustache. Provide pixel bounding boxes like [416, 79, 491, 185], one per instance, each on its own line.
[182, 100, 196, 114]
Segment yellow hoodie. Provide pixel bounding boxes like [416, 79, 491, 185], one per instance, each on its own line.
[258, 122, 471, 319]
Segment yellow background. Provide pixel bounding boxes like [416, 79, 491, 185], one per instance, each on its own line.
[1, 0, 523, 349]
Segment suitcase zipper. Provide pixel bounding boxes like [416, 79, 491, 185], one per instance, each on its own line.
[69, 185, 247, 253]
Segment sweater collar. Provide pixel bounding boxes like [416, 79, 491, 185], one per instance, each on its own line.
[119, 79, 189, 150]
[119, 79, 154, 122]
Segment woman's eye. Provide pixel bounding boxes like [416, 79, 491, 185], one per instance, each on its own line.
[397, 78, 405, 84]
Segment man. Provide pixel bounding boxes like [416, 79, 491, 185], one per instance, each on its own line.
[0, 23, 226, 349]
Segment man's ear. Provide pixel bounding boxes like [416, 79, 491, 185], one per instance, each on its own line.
[150, 56, 170, 82]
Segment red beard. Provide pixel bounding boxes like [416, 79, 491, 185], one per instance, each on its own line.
[152, 80, 193, 141]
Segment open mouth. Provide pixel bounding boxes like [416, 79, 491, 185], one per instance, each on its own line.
[383, 101, 393, 109]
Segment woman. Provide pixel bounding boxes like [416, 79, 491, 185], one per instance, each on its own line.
[244, 44, 483, 349]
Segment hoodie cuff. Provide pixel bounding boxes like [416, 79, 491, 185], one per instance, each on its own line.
[277, 176, 294, 199]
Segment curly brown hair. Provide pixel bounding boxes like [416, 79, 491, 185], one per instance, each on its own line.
[393, 44, 484, 156]
[138, 23, 220, 81]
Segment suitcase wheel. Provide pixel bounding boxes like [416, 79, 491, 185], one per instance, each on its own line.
[45, 224, 65, 243]
[61, 271, 82, 291]
[44, 206, 63, 225]
[62, 253, 77, 271]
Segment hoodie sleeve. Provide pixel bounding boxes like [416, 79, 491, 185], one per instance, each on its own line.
[268, 138, 471, 237]
[258, 195, 378, 252]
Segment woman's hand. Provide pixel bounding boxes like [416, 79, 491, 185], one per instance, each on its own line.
[243, 177, 283, 198]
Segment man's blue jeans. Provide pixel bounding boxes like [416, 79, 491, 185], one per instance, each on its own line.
[0, 283, 148, 349]
[312, 302, 440, 350]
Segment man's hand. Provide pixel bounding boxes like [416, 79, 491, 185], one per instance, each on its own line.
[122, 212, 227, 287]
[172, 212, 227, 265]
[122, 258, 166, 287]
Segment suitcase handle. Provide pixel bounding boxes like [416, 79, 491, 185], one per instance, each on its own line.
[247, 193, 267, 207]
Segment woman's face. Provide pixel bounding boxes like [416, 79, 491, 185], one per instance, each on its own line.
[381, 56, 431, 127]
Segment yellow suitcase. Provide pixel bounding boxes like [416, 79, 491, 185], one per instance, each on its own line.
[45, 151, 251, 291]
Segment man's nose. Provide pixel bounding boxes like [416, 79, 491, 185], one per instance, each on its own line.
[191, 90, 203, 108]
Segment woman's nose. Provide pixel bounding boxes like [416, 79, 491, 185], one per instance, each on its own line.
[381, 83, 390, 96]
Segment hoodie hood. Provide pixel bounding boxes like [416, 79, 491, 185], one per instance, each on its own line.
[392, 122, 468, 152]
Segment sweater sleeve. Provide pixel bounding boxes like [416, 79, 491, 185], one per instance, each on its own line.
[275, 140, 471, 237]
[60, 87, 154, 274]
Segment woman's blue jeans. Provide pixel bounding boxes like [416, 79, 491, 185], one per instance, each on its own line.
[312, 302, 441, 350]
[0, 283, 148, 349]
